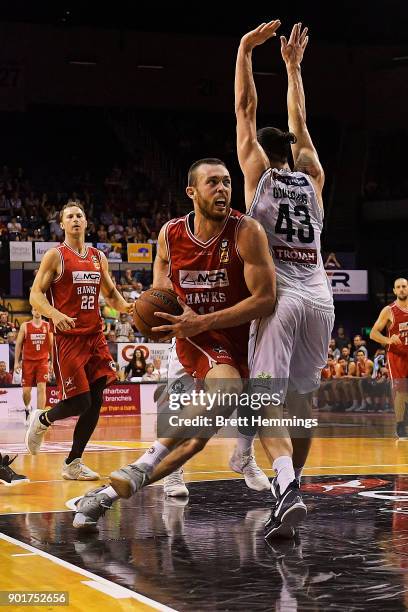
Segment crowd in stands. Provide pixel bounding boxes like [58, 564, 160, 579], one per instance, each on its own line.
[317, 326, 391, 413]
[0, 273, 169, 384]
[0, 301, 394, 414]
[0, 164, 173, 259]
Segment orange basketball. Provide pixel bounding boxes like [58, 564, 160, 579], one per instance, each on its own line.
[133, 288, 183, 341]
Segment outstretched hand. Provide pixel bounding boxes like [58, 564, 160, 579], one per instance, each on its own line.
[281, 22, 309, 67]
[240, 20, 281, 53]
[152, 298, 206, 340]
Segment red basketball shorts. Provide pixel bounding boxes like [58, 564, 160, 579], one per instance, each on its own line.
[22, 358, 49, 387]
[387, 351, 408, 393]
[176, 331, 248, 380]
[53, 332, 117, 400]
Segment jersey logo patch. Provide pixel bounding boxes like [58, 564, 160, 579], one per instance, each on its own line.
[272, 246, 317, 265]
[179, 269, 229, 288]
[72, 271, 101, 284]
[219, 239, 230, 264]
[91, 255, 101, 270]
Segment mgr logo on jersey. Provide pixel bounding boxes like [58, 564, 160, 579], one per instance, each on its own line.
[179, 268, 229, 289]
[72, 271, 101, 284]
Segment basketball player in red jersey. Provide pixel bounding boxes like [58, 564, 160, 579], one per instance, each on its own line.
[14, 309, 53, 423]
[26, 200, 133, 479]
[73, 159, 279, 530]
[370, 278, 408, 439]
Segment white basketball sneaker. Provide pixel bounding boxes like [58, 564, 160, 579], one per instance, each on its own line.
[163, 467, 189, 497]
[229, 446, 270, 491]
[25, 409, 48, 455]
[62, 458, 100, 481]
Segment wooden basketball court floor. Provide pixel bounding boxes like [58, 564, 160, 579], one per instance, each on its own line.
[1, 414, 408, 611]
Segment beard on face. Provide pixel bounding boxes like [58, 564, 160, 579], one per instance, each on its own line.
[398, 293, 408, 301]
[196, 197, 229, 222]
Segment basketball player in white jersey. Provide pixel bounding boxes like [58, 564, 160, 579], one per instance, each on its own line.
[235, 20, 335, 538]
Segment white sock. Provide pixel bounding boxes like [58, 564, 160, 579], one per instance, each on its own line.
[103, 486, 120, 500]
[273, 456, 295, 494]
[294, 467, 303, 484]
[236, 433, 254, 455]
[132, 441, 170, 475]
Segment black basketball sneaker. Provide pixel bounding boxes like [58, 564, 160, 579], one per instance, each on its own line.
[0, 454, 29, 486]
[265, 479, 307, 540]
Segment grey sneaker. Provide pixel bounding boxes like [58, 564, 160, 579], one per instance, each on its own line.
[163, 468, 189, 497]
[73, 487, 113, 530]
[62, 458, 100, 481]
[25, 409, 48, 455]
[229, 446, 270, 491]
[110, 462, 150, 499]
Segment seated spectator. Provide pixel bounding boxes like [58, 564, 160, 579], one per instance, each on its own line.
[108, 216, 124, 238]
[130, 282, 143, 301]
[354, 349, 374, 411]
[108, 245, 123, 261]
[7, 216, 22, 239]
[27, 228, 44, 242]
[352, 335, 368, 359]
[329, 338, 340, 361]
[124, 349, 146, 381]
[97, 224, 108, 242]
[115, 313, 134, 342]
[106, 329, 118, 361]
[0, 312, 16, 340]
[120, 268, 136, 287]
[153, 356, 167, 380]
[85, 221, 98, 243]
[334, 326, 351, 351]
[141, 363, 160, 381]
[0, 360, 12, 385]
[318, 354, 337, 410]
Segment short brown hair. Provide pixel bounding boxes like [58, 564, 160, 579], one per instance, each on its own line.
[60, 200, 86, 221]
[187, 158, 227, 187]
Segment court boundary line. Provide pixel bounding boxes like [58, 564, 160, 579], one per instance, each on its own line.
[0, 532, 177, 611]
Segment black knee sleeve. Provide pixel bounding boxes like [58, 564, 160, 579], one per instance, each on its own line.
[47, 391, 92, 423]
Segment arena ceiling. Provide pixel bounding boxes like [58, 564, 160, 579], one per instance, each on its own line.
[1, 0, 408, 46]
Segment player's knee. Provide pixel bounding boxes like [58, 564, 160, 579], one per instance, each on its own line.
[65, 392, 92, 416]
[210, 377, 243, 398]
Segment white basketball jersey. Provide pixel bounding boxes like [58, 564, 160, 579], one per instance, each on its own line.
[249, 168, 333, 309]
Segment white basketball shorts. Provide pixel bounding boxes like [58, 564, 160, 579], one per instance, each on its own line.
[249, 294, 334, 397]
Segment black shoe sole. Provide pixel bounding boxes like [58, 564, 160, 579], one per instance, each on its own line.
[265, 503, 307, 540]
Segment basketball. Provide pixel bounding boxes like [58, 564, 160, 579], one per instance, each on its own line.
[133, 288, 183, 340]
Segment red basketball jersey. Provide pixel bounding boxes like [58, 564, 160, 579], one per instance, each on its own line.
[388, 301, 408, 356]
[47, 243, 103, 335]
[23, 320, 50, 360]
[166, 209, 250, 347]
